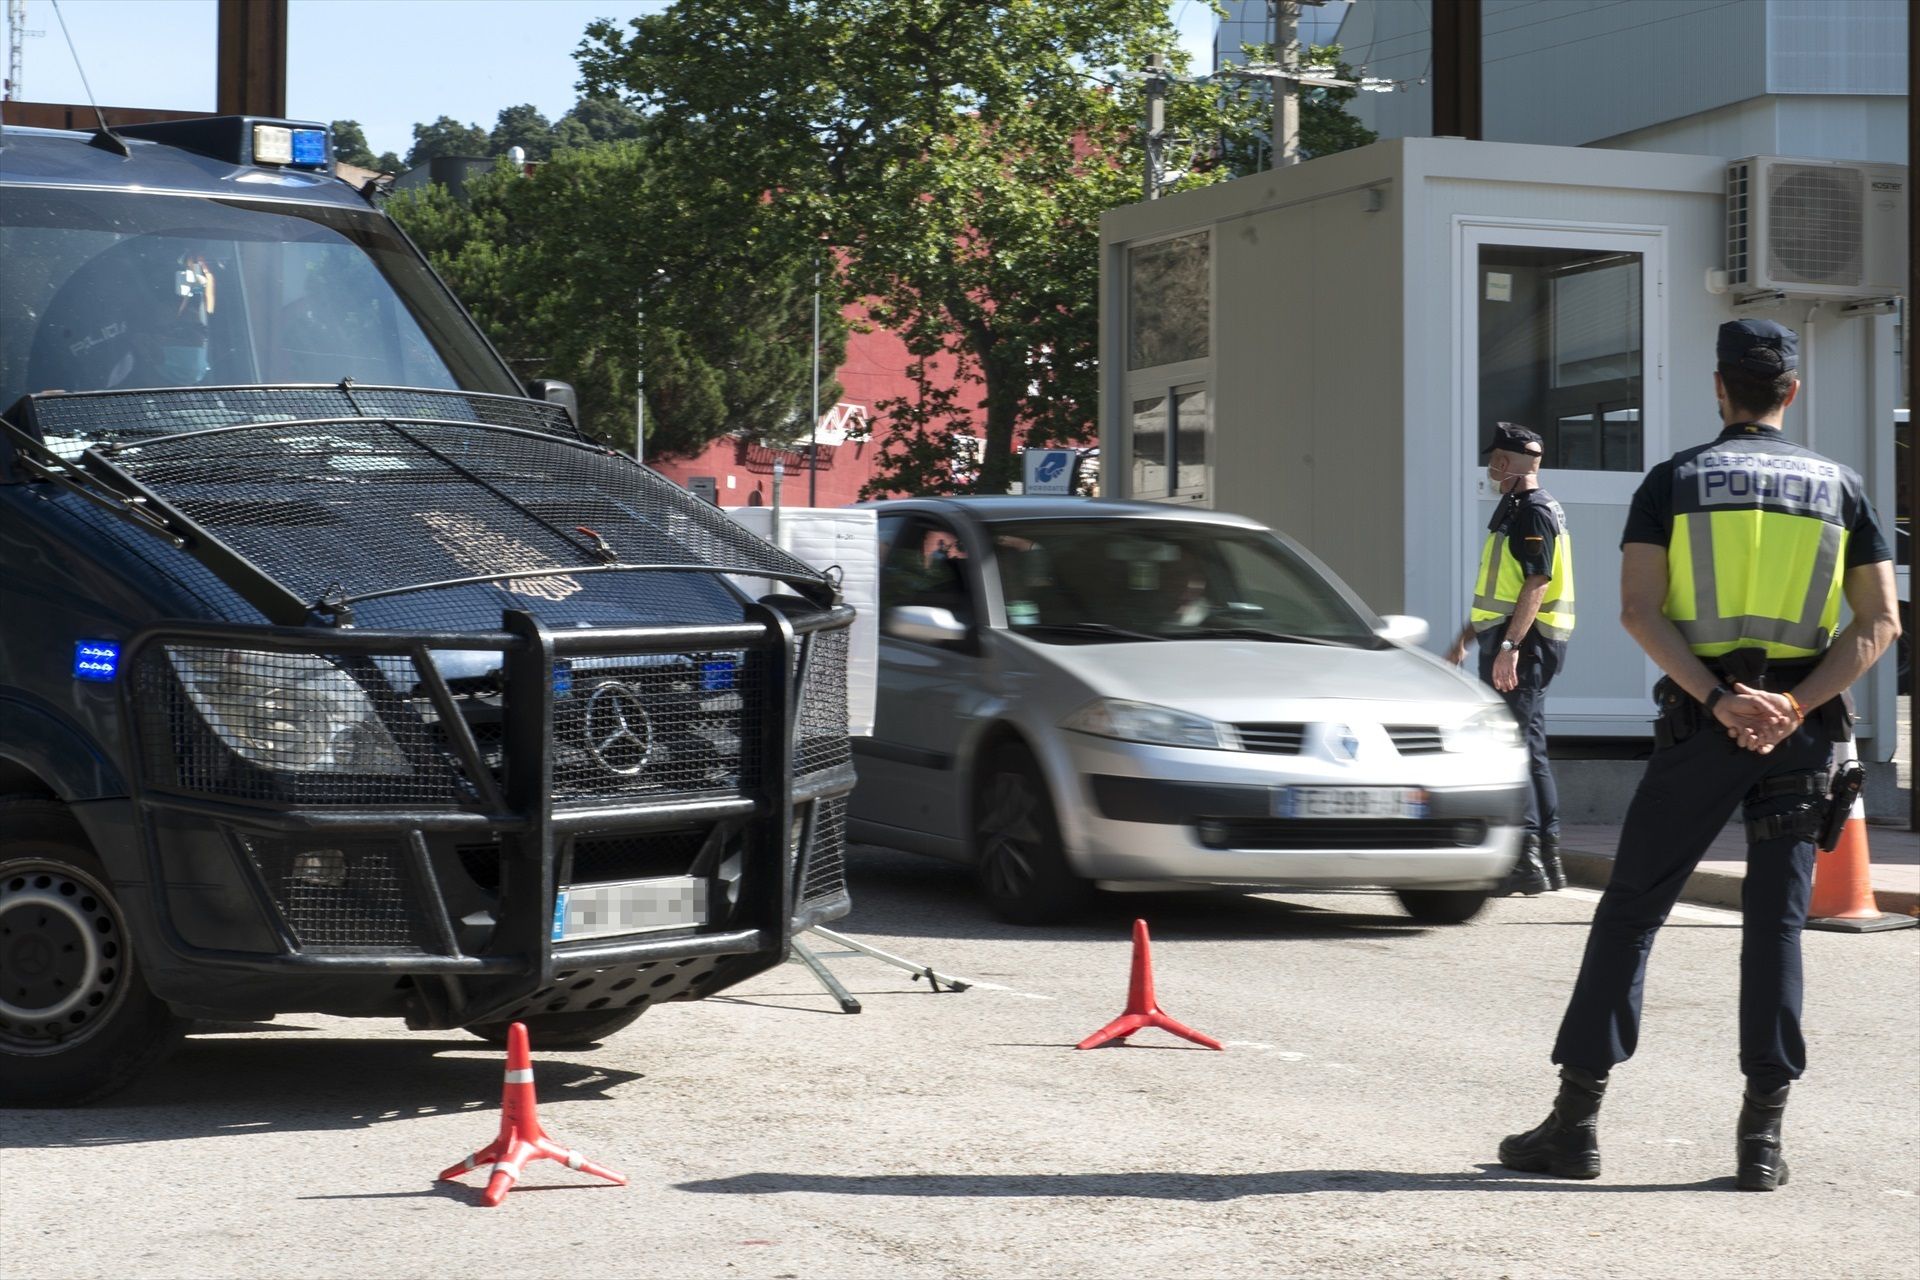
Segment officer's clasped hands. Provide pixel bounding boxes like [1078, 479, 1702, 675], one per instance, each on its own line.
[1713, 682, 1798, 754]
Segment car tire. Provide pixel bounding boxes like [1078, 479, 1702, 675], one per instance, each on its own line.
[0, 797, 190, 1107]
[972, 744, 1093, 925]
[464, 1007, 647, 1050]
[1394, 887, 1491, 925]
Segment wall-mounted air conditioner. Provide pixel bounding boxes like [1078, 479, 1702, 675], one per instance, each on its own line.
[1726, 156, 1907, 301]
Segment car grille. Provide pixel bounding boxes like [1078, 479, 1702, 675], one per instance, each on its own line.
[1198, 819, 1488, 850]
[1235, 722, 1307, 754]
[552, 652, 759, 801]
[1386, 725, 1446, 755]
[240, 835, 432, 954]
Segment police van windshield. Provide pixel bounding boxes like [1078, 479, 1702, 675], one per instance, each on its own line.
[0, 187, 519, 417]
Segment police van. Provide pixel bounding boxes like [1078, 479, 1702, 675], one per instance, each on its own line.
[0, 118, 855, 1104]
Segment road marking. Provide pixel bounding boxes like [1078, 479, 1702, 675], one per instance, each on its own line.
[1559, 886, 1740, 923]
[1885, 1189, 1915, 1198]
[1225, 1041, 1308, 1059]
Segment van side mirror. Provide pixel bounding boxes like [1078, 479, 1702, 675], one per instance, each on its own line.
[1374, 614, 1430, 646]
[529, 379, 579, 426]
[885, 605, 969, 645]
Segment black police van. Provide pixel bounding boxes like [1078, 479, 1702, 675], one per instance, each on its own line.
[0, 118, 855, 1105]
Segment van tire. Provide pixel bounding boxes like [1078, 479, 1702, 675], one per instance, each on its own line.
[1394, 887, 1491, 924]
[0, 798, 189, 1107]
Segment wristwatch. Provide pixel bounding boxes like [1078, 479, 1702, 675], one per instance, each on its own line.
[1704, 684, 1733, 717]
[1499, 639, 1516, 653]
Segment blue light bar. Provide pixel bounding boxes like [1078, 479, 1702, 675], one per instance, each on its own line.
[290, 128, 328, 167]
[699, 659, 737, 692]
[553, 662, 573, 697]
[74, 640, 120, 682]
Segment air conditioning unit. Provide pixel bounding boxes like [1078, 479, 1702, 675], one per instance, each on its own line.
[1726, 156, 1907, 300]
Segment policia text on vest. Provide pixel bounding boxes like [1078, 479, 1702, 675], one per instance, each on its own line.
[1498, 319, 1900, 1192]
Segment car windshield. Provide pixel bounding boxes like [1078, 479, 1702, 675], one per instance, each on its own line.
[0, 186, 519, 416]
[988, 518, 1379, 644]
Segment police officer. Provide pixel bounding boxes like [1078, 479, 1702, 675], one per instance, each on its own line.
[1498, 320, 1899, 1191]
[1446, 423, 1575, 896]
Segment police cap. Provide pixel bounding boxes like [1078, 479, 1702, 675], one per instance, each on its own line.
[1717, 319, 1799, 375]
[1481, 422, 1543, 457]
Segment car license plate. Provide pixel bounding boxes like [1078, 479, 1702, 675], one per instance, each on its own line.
[1274, 787, 1428, 819]
[551, 876, 707, 942]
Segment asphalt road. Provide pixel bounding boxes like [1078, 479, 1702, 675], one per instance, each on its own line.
[4, 847, 1917, 1280]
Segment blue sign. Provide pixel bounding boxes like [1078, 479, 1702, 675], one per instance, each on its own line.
[1023, 448, 1078, 496]
[73, 640, 120, 682]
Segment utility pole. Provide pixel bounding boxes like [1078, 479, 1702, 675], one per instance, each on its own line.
[1272, 0, 1301, 167]
[1143, 51, 1166, 200]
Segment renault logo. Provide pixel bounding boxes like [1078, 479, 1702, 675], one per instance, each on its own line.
[1328, 724, 1360, 762]
[584, 682, 654, 776]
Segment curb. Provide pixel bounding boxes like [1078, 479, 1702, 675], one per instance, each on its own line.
[1559, 847, 1920, 919]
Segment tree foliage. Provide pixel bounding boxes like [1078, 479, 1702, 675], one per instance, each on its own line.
[576, 0, 1246, 497]
[405, 115, 490, 167]
[1216, 42, 1378, 173]
[329, 119, 376, 168]
[489, 104, 554, 161]
[552, 94, 647, 150]
[386, 142, 844, 461]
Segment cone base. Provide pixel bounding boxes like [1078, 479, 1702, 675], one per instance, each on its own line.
[1806, 911, 1918, 933]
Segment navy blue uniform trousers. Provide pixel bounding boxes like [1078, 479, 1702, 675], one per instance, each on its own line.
[1477, 630, 1565, 841]
[1551, 720, 1832, 1092]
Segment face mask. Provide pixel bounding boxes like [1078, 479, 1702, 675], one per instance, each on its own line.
[158, 344, 210, 384]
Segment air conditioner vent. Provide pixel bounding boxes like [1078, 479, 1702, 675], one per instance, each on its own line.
[1765, 163, 1864, 287]
[1724, 157, 1906, 301]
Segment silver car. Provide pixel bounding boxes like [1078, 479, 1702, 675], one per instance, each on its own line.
[848, 498, 1529, 924]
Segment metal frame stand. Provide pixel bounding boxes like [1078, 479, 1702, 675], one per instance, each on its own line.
[787, 925, 974, 1014]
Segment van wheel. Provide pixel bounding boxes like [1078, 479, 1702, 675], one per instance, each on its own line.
[1394, 887, 1491, 924]
[0, 798, 189, 1106]
[465, 1007, 647, 1049]
[973, 744, 1092, 925]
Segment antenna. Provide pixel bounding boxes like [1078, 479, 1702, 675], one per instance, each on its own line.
[46, 0, 124, 154]
[5, 0, 45, 101]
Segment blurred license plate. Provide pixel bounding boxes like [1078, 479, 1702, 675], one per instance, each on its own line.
[552, 877, 707, 942]
[1275, 787, 1428, 819]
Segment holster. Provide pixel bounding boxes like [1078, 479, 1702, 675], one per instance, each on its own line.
[1651, 675, 1701, 749]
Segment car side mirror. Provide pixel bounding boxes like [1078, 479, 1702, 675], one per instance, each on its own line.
[529, 378, 579, 426]
[885, 605, 969, 645]
[1374, 614, 1430, 646]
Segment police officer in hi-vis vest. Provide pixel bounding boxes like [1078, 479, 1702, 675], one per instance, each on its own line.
[1447, 423, 1576, 897]
[1499, 319, 1899, 1192]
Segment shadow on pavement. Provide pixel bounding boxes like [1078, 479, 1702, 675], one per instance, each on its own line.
[844, 845, 1432, 943]
[676, 1165, 1733, 1199]
[0, 1033, 643, 1150]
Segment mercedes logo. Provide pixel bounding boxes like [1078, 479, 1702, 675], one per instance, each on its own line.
[584, 681, 654, 776]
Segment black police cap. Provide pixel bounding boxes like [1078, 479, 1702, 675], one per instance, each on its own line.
[1481, 422, 1543, 457]
[1717, 319, 1798, 375]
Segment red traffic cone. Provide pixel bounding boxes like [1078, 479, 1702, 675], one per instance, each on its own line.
[1807, 744, 1918, 933]
[438, 1021, 628, 1206]
[1075, 918, 1223, 1051]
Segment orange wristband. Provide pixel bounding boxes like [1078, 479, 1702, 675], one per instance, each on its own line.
[1783, 691, 1805, 721]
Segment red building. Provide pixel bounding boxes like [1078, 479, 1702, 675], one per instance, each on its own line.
[646, 305, 985, 507]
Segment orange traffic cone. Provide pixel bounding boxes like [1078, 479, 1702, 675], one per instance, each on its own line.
[1806, 742, 1917, 934]
[438, 1021, 628, 1206]
[1075, 918, 1224, 1051]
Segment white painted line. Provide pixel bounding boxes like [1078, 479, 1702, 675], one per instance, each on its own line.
[1559, 887, 1740, 923]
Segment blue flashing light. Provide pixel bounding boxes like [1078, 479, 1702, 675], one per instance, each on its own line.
[699, 659, 737, 692]
[290, 128, 328, 167]
[553, 662, 573, 697]
[74, 640, 120, 683]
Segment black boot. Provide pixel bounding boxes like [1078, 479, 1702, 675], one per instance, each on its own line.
[1499, 1066, 1608, 1179]
[1540, 833, 1567, 891]
[1736, 1083, 1790, 1191]
[1496, 834, 1550, 897]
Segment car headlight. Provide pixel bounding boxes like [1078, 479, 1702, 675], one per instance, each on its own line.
[1441, 703, 1522, 753]
[168, 648, 410, 775]
[1061, 698, 1240, 750]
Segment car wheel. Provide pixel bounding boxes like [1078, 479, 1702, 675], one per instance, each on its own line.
[465, 1007, 647, 1050]
[0, 798, 190, 1107]
[973, 744, 1092, 925]
[1394, 887, 1491, 925]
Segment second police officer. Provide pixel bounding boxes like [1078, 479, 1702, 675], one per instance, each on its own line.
[1498, 319, 1900, 1192]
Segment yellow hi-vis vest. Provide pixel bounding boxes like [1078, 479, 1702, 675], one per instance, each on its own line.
[1659, 436, 1851, 660]
[1470, 493, 1575, 640]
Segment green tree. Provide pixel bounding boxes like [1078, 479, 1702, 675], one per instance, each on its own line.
[405, 115, 490, 167]
[577, 0, 1240, 497]
[387, 143, 843, 461]
[373, 149, 404, 173]
[1219, 43, 1378, 172]
[489, 103, 554, 161]
[330, 119, 376, 168]
[551, 94, 647, 150]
